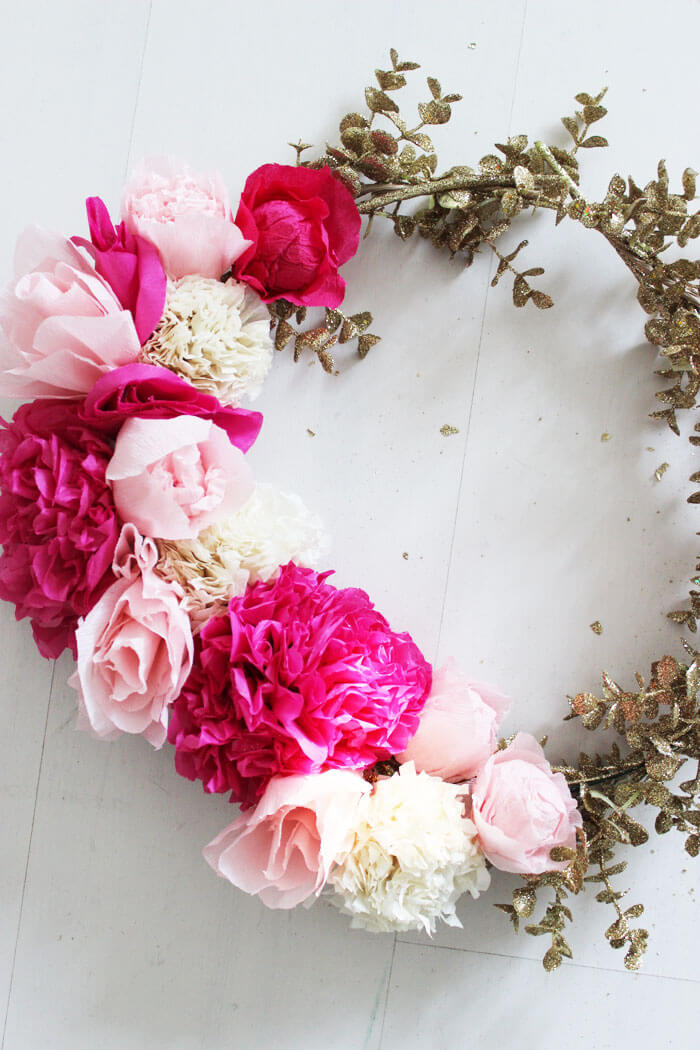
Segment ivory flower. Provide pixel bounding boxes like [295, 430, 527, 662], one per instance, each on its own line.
[142, 276, 272, 405]
[156, 483, 327, 622]
[329, 762, 490, 934]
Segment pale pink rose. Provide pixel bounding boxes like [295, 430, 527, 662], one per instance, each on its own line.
[470, 732, 582, 874]
[106, 415, 254, 540]
[203, 770, 369, 908]
[0, 228, 140, 398]
[121, 157, 250, 279]
[70, 524, 194, 748]
[398, 659, 510, 781]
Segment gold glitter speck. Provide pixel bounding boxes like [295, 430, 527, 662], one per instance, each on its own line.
[306, 428, 316, 437]
[601, 432, 611, 442]
[654, 462, 670, 481]
[590, 621, 603, 635]
[440, 424, 459, 436]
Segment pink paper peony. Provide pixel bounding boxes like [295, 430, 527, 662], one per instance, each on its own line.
[470, 732, 582, 874]
[203, 770, 369, 908]
[105, 415, 254, 540]
[81, 363, 262, 452]
[398, 659, 511, 781]
[73, 197, 167, 344]
[70, 524, 193, 748]
[121, 157, 250, 279]
[168, 563, 432, 809]
[0, 399, 120, 658]
[233, 164, 361, 308]
[0, 228, 140, 399]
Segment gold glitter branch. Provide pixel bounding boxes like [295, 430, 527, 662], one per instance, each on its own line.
[285, 49, 700, 969]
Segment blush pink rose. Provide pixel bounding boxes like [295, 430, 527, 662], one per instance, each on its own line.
[203, 770, 369, 908]
[105, 415, 254, 540]
[70, 524, 194, 748]
[398, 659, 511, 781]
[470, 732, 582, 874]
[121, 157, 250, 279]
[0, 228, 140, 399]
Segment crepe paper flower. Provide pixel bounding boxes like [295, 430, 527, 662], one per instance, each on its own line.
[121, 157, 250, 279]
[0, 227, 140, 399]
[80, 363, 262, 452]
[329, 762, 490, 934]
[106, 415, 254, 541]
[72, 197, 167, 344]
[156, 483, 328, 625]
[470, 733, 583, 875]
[0, 399, 119, 658]
[203, 770, 370, 909]
[398, 659, 511, 782]
[233, 164, 361, 308]
[70, 524, 193, 747]
[168, 563, 432, 809]
[142, 276, 273, 406]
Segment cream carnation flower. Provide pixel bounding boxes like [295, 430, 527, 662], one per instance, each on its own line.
[142, 275, 272, 405]
[157, 483, 327, 624]
[328, 762, 490, 934]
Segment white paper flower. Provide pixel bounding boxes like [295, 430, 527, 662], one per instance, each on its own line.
[142, 275, 272, 405]
[156, 483, 327, 625]
[328, 762, 490, 934]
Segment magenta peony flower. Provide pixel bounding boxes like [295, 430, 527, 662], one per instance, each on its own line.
[0, 399, 120, 657]
[80, 363, 262, 452]
[73, 197, 167, 344]
[168, 563, 432, 808]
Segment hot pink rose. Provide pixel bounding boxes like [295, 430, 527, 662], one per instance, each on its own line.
[81, 363, 262, 452]
[121, 158, 250, 279]
[203, 770, 369, 908]
[73, 197, 167, 344]
[70, 525, 193, 747]
[470, 733, 582, 874]
[0, 228, 140, 399]
[105, 415, 254, 540]
[398, 660, 511, 781]
[233, 164, 361, 308]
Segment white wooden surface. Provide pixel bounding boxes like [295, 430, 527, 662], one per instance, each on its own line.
[1, 1, 699, 1046]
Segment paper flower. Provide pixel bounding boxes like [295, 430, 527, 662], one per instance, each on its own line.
[470, 733, 583, 874]
[329, 762, 490, 934]
[0, 228, 140, 399]
[168, 563, 432, 809]
[80, 363, 262, 452]
[233, 164, 361, 308]
[122, 157, 249, 279]
[142, 276, 273, 405]
[203, 770, 369, 909]
[70, 525, 193, 748]
[106, 415, 254, 541]
[72, 196, 167, 344]
[0, 399, 119, 658]
[398, 659, 511, 781]
[156, 483, 327, 624]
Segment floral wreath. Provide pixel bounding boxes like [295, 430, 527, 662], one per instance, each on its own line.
[1, 51, 699, 973]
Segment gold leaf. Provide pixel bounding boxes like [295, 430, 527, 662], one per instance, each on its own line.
[427, 76, 441, 100]
[580, 135, 609, 149]
[365, 87, 399, 114]
[418, 100, 452, 125]
[542, 948, 562, 972]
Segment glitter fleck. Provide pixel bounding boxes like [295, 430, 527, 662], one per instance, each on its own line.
[440, 424, 459, 436]
[590, 621, 603, 635]
[654, 462, 670, 482]
[601, 432, 612, 442]
[306, 428, 316, 437]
